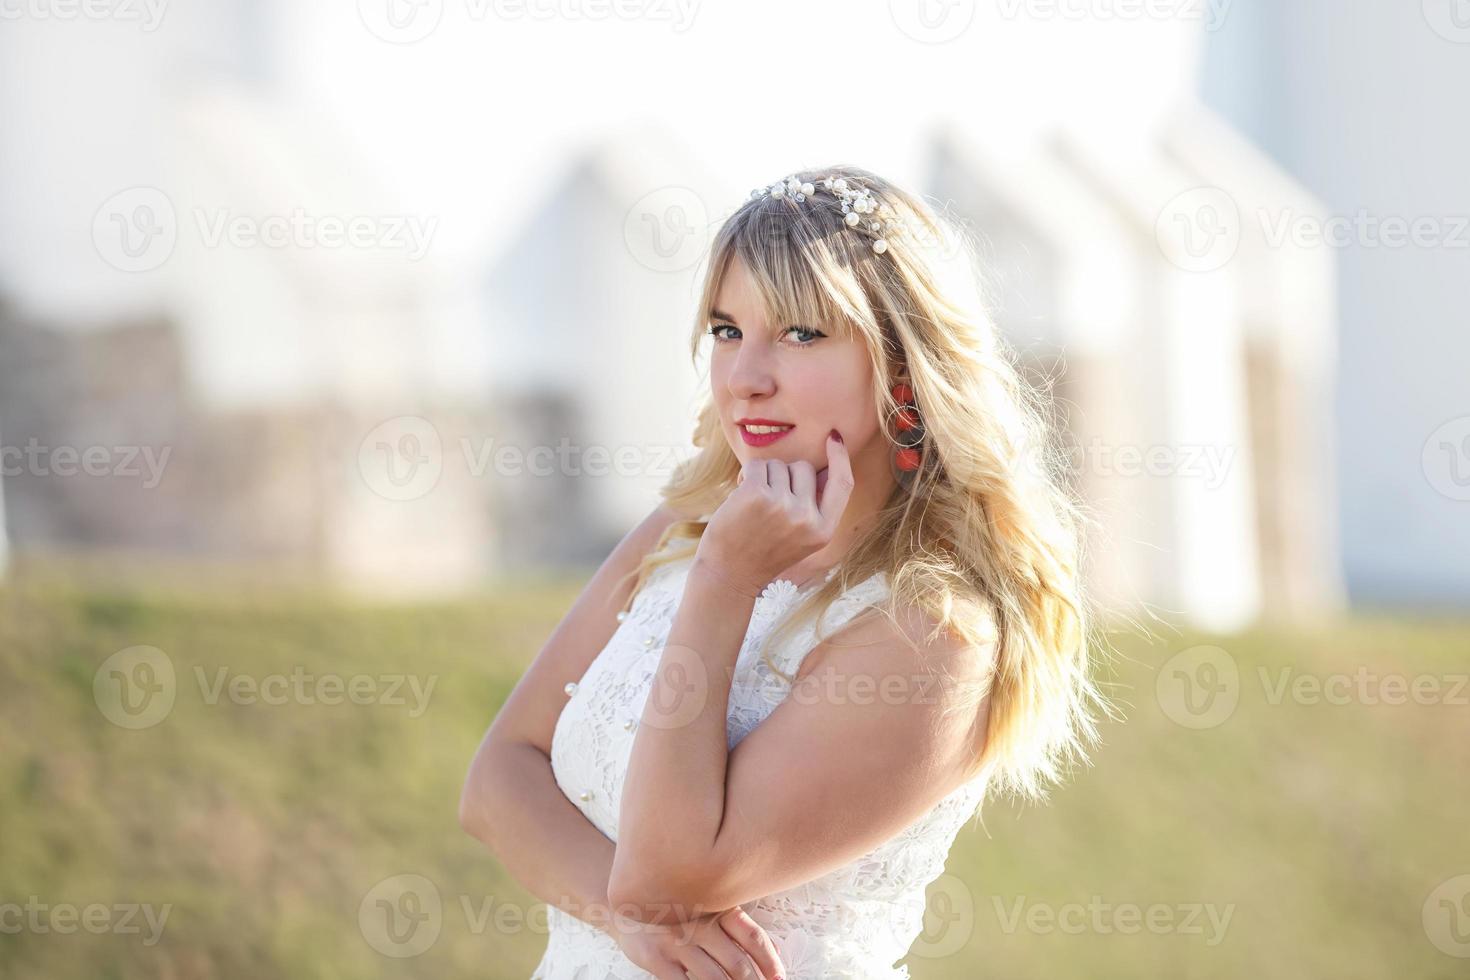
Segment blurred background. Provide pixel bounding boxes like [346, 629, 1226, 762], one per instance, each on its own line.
[1, 1, 1467, 978]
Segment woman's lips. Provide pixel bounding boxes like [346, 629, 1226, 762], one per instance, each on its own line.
[738, 423, 795, 447]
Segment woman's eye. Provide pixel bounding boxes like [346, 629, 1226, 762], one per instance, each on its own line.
[706, 324, 825, 345]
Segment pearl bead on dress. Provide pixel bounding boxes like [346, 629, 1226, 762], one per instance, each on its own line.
[579, 790, 593, 802]
[564, 682, 577, 696]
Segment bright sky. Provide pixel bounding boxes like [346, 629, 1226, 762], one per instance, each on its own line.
[0, 0, 1207, 314]
[280, 0, 1207, 263]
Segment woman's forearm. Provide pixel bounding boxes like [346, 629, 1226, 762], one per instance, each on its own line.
[461, 739, 696, 939]
[613, 557, 757, 906]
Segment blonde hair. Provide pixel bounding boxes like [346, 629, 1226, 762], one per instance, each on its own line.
[615, 164, 1121, 818]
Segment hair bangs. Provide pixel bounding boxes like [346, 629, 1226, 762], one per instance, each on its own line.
[718, 197, 867, 340]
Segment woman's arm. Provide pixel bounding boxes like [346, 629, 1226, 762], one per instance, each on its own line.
[610, 587, 992, 918]
[610, 556, 758, 909]
[460, 736, 629, 936]
[458, 502, 694, 937]
[612, 435, 858, 909]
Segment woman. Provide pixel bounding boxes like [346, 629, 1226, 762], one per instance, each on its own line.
[460, 165, 1117, 978]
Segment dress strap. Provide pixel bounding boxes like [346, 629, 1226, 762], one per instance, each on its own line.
[764, 570, 891, 674]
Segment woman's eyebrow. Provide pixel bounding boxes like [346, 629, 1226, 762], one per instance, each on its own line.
[710, 309, 798, 330]
[710, 310, 815, 337]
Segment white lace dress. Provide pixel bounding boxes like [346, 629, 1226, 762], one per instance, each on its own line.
[532, 553, 988, 979]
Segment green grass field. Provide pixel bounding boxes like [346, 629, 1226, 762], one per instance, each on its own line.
[1, 572, 1466, 979]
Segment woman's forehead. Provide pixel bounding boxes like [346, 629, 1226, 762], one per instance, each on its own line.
[709, 249, 845, 333]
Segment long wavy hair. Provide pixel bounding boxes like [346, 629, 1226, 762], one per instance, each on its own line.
[614, 164, 1121, 817]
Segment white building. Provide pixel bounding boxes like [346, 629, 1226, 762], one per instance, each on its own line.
[926, 107, 1344, 632]
[477, 128, 719, 564]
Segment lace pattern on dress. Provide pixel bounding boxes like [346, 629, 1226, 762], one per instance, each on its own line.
[534, 553, 988, 979]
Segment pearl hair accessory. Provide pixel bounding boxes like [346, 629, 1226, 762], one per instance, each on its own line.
[750, 174, 906, 255]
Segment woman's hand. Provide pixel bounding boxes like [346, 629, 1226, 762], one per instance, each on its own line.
[696, 429, 855, 599]
[611, 903, 787, 979]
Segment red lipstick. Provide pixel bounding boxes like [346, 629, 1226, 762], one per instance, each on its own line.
[735, 417, 796, 447]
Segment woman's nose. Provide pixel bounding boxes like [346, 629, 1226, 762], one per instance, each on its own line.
[727, 349, 776, 399]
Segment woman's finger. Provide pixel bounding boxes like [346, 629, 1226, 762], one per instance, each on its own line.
[719, 908, 787, 979]
[788, 460, 816, 508]
[766, 459, 790, 496]
[817, 429, 854, 529]
[694, 926, 764, 980]
[677, 944, 730, 980]
[649, 957, 687, 980]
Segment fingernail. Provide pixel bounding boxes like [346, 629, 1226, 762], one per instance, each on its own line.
[829, 429, 842, 443]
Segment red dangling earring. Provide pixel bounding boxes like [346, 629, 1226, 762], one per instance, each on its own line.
[891, 381, 923, 485]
